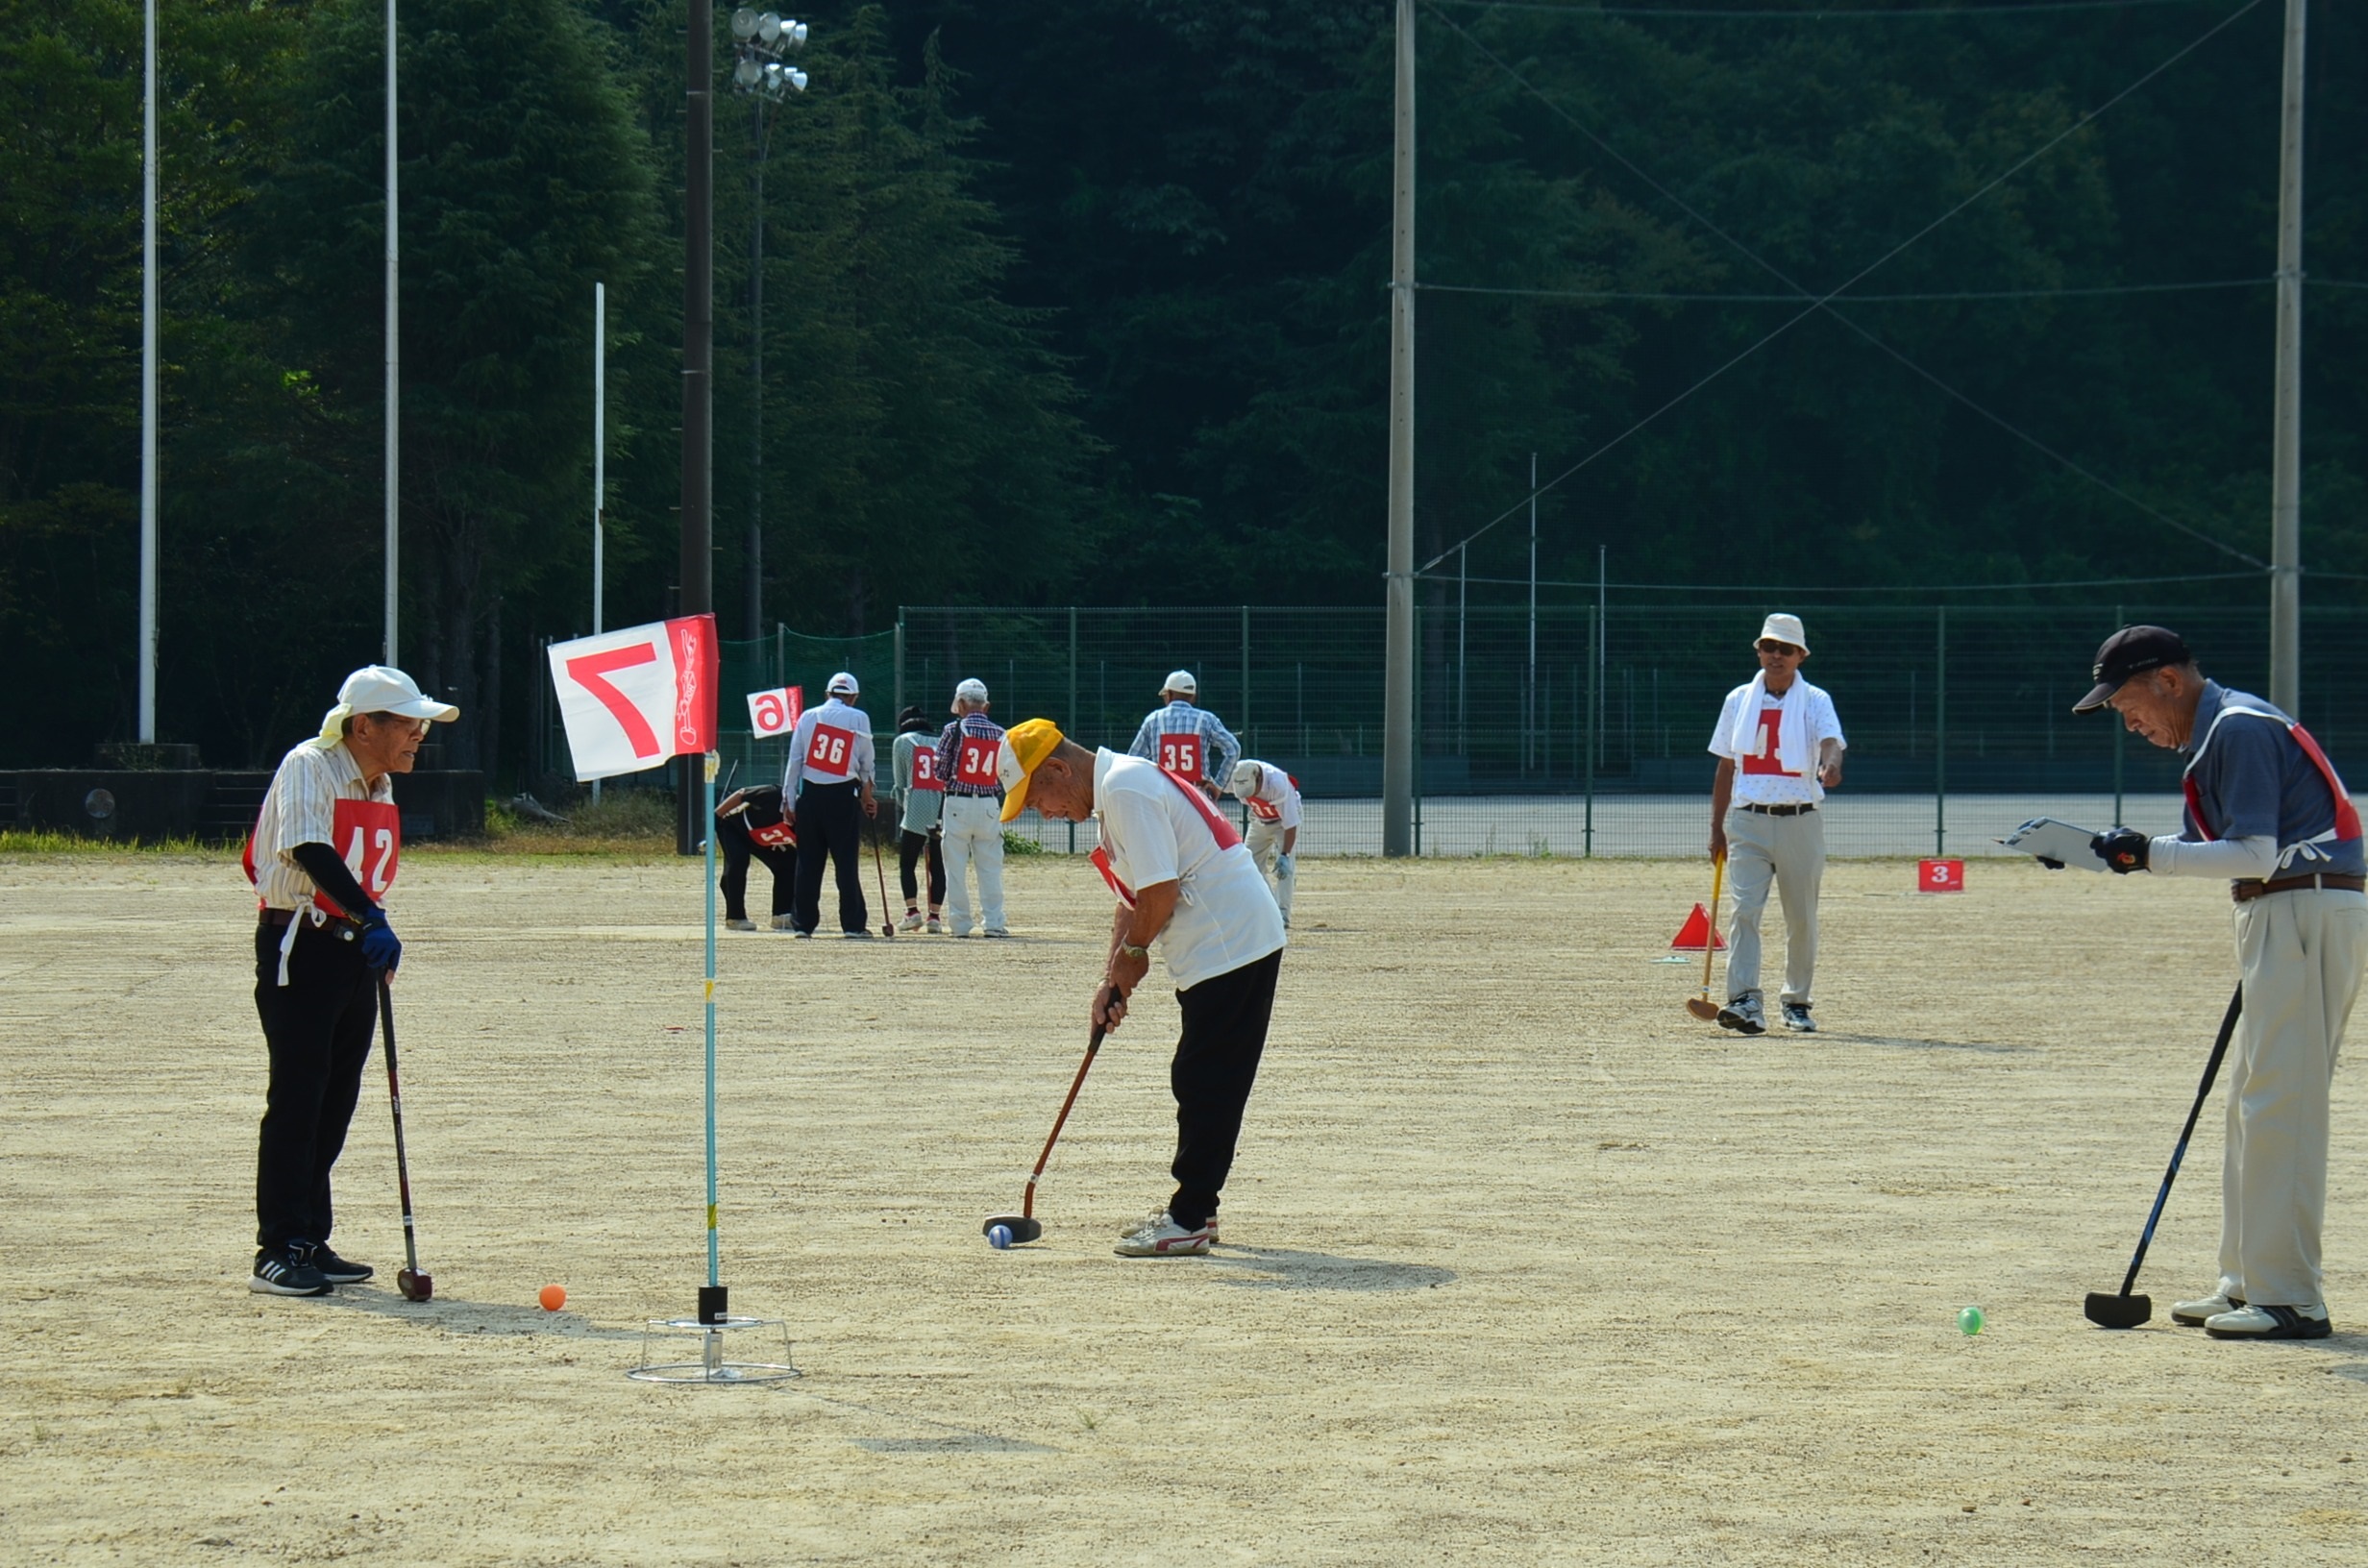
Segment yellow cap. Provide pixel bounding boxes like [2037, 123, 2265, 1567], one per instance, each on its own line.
[997, 719, 1066, 822]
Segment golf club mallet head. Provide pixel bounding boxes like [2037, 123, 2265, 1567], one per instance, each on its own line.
[397, 1267, 434, 1302]
[1684, 852, 1727, 1021]
[2083, 1290, 2150, 1330]
[980, 1214, 1044, 1245]
[1684, 997, 1720, 1021]
[981, 1017, 1110, 1248]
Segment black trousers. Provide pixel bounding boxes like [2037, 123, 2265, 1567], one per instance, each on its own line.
[1168, 947, 1284, 1231]
[899, 827, 946, 907]
[792, 779, 868, 935]
[253, 918, 378, 1250]
[717, 812, 797, 920]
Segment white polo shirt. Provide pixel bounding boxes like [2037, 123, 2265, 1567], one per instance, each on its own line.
[1235, 761, 1302, 830]
[1093, 748, 1285, 991]
[250, 739, 393, 911]
[783, 697, 876, 793]
[1708, 677, 1845, 807]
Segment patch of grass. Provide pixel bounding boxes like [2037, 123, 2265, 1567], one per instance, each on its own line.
[0, 830, 229, 856]
[1001, 829, 1047, 857]
[432, 788, 680, 859]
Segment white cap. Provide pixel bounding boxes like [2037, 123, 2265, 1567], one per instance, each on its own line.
[313, 666, 457, 746]
[952, 677, 989, 711]
[1755, 614, 1809, 654]
[826, 671, 859, 697]
[1226, 761, 1261, 798]
[1162, 670, 1196, 697]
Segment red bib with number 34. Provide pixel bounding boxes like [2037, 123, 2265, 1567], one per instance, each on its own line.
[806, 723, 856, 773]
[1157, 732, 1204, 783]
[955, 734, 1001, 788]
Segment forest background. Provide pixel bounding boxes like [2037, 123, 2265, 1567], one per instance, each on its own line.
[3, 0, 2362, 779]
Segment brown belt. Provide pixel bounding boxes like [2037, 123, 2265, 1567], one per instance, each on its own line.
[1739, 802, 1816, 817]
[2232, 872, 2367, 903]
[259, 908, 294, 928]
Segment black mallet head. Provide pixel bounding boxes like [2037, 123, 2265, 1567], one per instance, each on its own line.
[397, 1267, 433, 1303]
[982, 1214, 1043, 1246]
[2084, 1290, 2150, 1329]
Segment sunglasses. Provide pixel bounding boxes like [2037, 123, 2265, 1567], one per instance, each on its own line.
[1756, 641, 1803, 656]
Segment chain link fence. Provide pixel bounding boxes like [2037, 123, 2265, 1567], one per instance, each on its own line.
[538, 602, 2368, 856]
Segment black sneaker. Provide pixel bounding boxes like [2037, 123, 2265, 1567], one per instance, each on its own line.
[251, 1241, 333, 1296]
[1782, 1001, 1816, 1034]
[312, 1244, 374, 1285]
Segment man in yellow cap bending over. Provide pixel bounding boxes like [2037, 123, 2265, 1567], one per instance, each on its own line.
[999, 719, 1287, 1256]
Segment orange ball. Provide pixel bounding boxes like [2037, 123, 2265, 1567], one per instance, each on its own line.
[538, 1284, 566, 1312]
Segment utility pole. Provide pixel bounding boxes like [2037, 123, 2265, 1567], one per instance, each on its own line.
[591, 281, 605, 806]
[2268, 0, 2306, 715]
[137, 0, 157, 742]
[681, 0, 716, 853]
[1381, 0, 1416, 857]
[383, 0, 400, 665]
[747, 99, 767, 642]
[1526, 451, 1537, 774]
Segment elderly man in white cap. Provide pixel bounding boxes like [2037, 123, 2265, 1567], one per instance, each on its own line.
[782, 671, 878, 938]
[1224, 760, 1301, 928]
[243, 666, 456, 1296]
[1127, 670, 1240, 800]
[1705, 613, 1845, 1036]
[934, 677, 1010, 937]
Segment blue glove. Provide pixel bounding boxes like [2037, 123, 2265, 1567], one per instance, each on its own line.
[2093, 828, 2150, 875]
[357, 904, 403, 972]
[1273, 853, 1295, 878]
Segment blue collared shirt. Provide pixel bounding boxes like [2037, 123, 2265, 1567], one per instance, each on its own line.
[1126, 700, 1239, 787]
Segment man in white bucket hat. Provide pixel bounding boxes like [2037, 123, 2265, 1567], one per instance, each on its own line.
[1705, 613, 1846, 1036]
[242, 665, 456, 1296]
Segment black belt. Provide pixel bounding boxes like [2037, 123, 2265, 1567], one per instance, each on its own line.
[1739, 802, 1816, 817]
[2232, 872, 2366, 903]
[259, 908, 294, 928]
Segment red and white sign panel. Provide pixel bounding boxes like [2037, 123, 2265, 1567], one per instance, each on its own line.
[547, 615, 719, 781]
[747, 684, 804, 738]
[1917, 858, 1965, 893]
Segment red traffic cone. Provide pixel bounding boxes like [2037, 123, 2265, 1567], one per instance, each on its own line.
[1669, 903, 1726, 951]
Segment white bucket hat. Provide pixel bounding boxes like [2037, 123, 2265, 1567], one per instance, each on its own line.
[313, 666, 457, 746]
[1754, 613, 1810, 654]
[1162, 670, 1197, 697]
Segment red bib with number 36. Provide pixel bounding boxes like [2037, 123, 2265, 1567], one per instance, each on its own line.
[806, 723, 856, 773]
[1157, 732, 1204, 783]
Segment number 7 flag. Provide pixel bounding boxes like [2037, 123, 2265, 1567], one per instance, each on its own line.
[546, 615, 720, 781]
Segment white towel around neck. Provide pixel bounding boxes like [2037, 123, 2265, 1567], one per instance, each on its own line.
[1718, 674, 1814, 774]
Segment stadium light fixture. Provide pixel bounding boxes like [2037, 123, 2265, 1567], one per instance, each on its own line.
[730, 13, 810, 103]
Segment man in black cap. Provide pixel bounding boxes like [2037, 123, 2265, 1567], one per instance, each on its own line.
[2076, 625, 2368, 1340]
[714, 784, 797, 931]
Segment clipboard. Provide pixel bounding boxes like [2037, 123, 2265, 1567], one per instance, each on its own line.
[1996, 817, 2110, 872]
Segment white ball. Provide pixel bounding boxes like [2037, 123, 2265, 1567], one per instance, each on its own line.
[987, 1224, 1013, 1250]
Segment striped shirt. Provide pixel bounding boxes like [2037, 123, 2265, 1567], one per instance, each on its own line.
[937, 712, 1008, 798]
[251, 740, 393, 911]
[1127, 701, 1240, 788]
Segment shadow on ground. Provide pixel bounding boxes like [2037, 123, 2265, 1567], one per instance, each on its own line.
[1206, 1246, 1456, 1292]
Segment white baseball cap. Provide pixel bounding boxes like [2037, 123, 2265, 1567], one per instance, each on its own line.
[952, 677, 989, 710]
[826, 671, 859, 697]
[1226, 761, 1262, 798]
[1754, 614, 1810, 654]
[313, 665, 457, 746]
[1162, 670, 1197, 697]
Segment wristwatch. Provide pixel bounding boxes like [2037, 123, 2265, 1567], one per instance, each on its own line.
[1118, 943, 1149, 962]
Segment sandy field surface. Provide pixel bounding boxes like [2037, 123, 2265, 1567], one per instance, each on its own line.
[4, 849, 2367, 1565]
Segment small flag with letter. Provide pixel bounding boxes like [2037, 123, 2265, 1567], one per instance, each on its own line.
[546, 615, 719, 781]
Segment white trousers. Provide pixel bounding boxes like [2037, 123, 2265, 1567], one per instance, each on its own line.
[940, 795, 1006, 935]
[1721, 807, 1824, 1005]
[2215, 887, 2368, 1307]
[1246, 819, 1295, 923]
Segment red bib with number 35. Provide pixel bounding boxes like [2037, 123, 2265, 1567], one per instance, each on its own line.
[1157, 732, 1204, 783]
[955, 734, 1001, 788]
[910, 747, 944, 793]
[806, 723, 856, 773]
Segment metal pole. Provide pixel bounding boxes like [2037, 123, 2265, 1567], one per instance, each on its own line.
[1380, 0, 1417, 857]
[591, 282, 606, 806]
[382, 0, 400, 665]
[1527, 452, 1537, 773]
[1935, 606, 1948, 858]
[1070, 605, 1079, 854]
[2268, 0, 2306, 715]
[894, 611, 905, 722]
[703, 751, 719, 1287]
[747, 99, 766, 641]
[680, 1, 715, 854]
[2112, 603, 2126, 824]
[137, 0, 157, 742]
[1241, 603, 1251, 748]
[1456, 541, 1467, 754]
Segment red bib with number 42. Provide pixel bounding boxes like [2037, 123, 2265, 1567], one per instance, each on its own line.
[243, 796, 400, 919]
[1158, 732, 1204, 783]
[806, 723, 857, 774]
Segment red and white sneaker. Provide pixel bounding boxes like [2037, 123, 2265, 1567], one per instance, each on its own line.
[1117, 1206, 1220, 1245]
[1114, 1212, 1214, 1258]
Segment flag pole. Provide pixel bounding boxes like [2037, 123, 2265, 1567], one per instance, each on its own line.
[703, 749, 721, 1302]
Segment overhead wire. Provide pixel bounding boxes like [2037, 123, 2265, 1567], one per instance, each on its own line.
[1418, 569, 2268, 593]
[1431, 1, 2224, 17]
[1414, 0, 2271, 575]
[1413, 277, 2271, 302]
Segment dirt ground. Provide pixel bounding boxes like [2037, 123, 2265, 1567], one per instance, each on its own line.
[4, 849, 2366, 1565]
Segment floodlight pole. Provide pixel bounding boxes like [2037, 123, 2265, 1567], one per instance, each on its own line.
[747, 98, 767, 642]
[592, 282, 605, 806]
[1381, 0, 1416, 857]
[137, 0, 157, 743]
[2268, 0, 2306, 715]
[383, 0, 400, 665]
[681, 1, 716, 854]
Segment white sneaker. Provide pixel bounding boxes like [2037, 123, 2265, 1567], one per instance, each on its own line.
[2171, 1290, 2243, 1327]
[1117, 1206, 1220, 1245]
[897, 910, 925, 932]
[983, 927, 1012, 940]
[725, 917, 757, 932]
[1113, 1212, 1213, 1258]
[2205, 1303, 2331, 1340]
[771, 916, 800, 933]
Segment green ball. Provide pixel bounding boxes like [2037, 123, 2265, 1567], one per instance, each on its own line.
[1958, 1305, 1985, 1336]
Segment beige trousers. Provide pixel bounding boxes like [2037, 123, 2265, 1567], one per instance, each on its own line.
[1246, 819, 1294, 922]
[2215, 887, 2368, 1307]
[1722, 807, 1825, 1005]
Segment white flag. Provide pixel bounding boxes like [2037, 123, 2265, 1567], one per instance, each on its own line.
[547, 616, 719, 781]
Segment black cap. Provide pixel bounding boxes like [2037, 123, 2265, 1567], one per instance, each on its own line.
[2073, 625, 2192, 713]
[896, 704, 928, 732]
